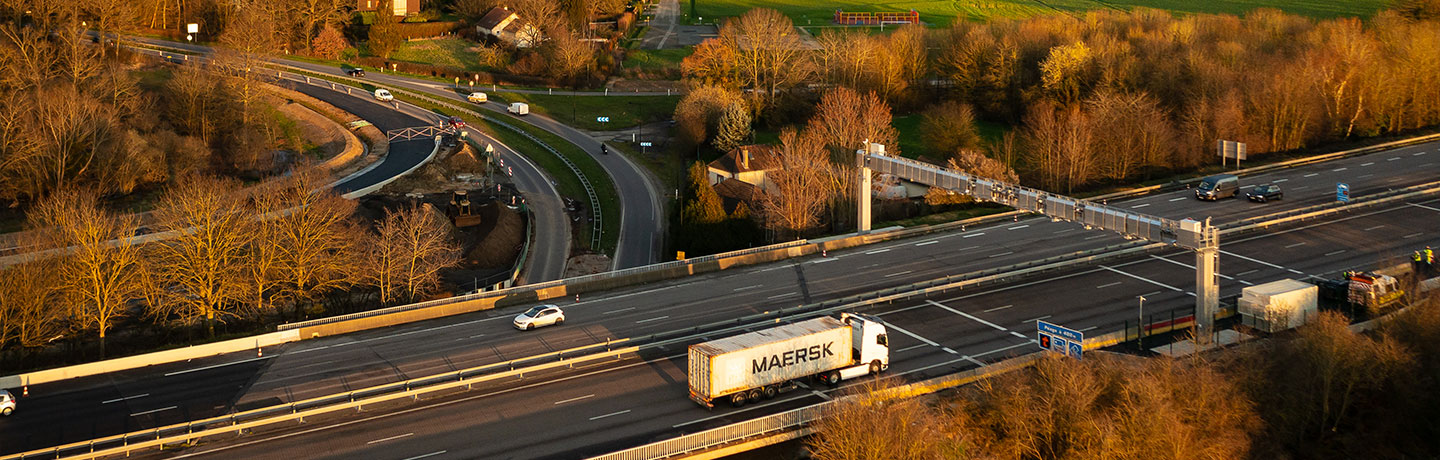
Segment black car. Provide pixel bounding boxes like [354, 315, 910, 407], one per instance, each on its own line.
[344, 68, 365, 77]
[1246, 184, 1283, 202]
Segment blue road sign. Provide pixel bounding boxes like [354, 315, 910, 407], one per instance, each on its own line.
[1038, 320, 1084, 360]
[1337, 183, 1349, 203]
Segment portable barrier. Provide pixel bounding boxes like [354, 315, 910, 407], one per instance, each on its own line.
[833, 9, 920, 25]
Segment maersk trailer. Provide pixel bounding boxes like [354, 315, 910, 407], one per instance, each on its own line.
[687, 313, 889, 409]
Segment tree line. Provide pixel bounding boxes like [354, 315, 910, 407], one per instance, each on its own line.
[682, 7, 1440, 196]
[0, 169, 460, 360]
[810, 291, 1440, 459]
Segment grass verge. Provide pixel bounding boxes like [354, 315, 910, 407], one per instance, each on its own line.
[490, 92, 681, 131]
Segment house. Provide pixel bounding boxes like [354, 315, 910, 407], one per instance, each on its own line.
[356, 0, 420, 16]
[706, 145, 776, 192]
[475, 7, 543, 48]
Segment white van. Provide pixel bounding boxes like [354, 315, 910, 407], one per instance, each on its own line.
[508, 102, 529, 116]
[374, 89, 394, 101]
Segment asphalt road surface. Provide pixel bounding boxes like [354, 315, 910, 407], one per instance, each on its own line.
[6, 139, 1436, 457]
[125, 36, 666, 269]
[127, 191, 1440, 460]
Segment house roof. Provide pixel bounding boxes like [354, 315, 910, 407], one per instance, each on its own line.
[712, 178, 762, 203]
[477, 7, 517, 30]
[707, 145, 777, 175]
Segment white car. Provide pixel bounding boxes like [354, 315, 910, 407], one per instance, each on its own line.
[513, 304, 564, 330]
[467, 92, 488, 103]
[374, 89, 394, 101]
[1, 389, 15, 416]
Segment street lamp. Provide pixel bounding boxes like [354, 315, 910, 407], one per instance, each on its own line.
[1137, 295, 1146, 351]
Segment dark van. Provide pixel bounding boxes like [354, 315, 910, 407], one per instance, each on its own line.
[1195, 174, 1239, 201]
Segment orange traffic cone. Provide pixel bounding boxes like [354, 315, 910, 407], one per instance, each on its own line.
[22, 386, 27, 397]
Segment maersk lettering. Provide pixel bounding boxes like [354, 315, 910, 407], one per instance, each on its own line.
[752, 342, 834, 374]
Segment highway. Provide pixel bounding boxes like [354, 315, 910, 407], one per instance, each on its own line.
[128, 184, 1440, 460]
[4, 138, 1436, 457]
[129, 36, 666, 270]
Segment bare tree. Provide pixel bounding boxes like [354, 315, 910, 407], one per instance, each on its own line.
[28, 188, 143, 357]
[759, 129, 828, 239]
[364, 203, 460, 304]
[681, 37, 738, 88]
[260, 168, 360, 317]
[148, 175, 256, 337]
[545, 30, 594, 86]
[809, 377, 949, 460]
[216, 6, 278, 125]
[721, 8, 811, 112]
[0, 254, 66, 350]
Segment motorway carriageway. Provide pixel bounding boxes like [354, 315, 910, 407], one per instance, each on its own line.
[4, 142, 1438, 456]
[131, 190, 1440, 460]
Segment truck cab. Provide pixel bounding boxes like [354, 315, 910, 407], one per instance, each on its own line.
[839, 313, 889, 380]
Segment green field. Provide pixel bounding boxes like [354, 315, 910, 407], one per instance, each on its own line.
[390, 38, 489, 72]
[691, 0, 1391, 26]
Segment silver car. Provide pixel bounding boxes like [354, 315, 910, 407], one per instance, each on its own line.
[513, 305, 565, 330]
[1, 389, 15, 416]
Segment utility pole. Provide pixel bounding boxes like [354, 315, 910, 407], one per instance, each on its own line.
[1137, 295, 1146, 351]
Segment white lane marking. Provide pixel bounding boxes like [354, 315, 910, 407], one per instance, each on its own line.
[164, 355, 272, 377]
[103, 393, 150, 404]
[1293, 186, 1310, 191]
[1359, 174, 1374, 178]
[603, 307, 636, 315]
[1100, 265, 1184, 292]
[1234, 270, 1258, 277]
[1388, 156, 1401, 161]
[1324, 250, 1346, 257]
[988, 251, 1014, 258]
[1364, 225, 1386, 231]
[1131, 203, 1151, 209]
[1284, 242, 1307, 248]
[1096, 281, 1122, 289]
[1008, 225, 1030, 230]
[865, 248, 891, 254]
[1222, 250, 1296, 273]
[884, 270, 913, 278]
[895, 344, 928, 353]
[1332, 167, 1348, 172]
[732, 284, 762, 291]
[1304, 173, 1319, 178]
[811, 258, 839, 264]
[962, 232, 987, 238]
[1080, 326, 1098, 332]
[590, 410, 632, 420]
[941, 347, 959, 355]
[1084, 234, 1108, 240]
[927, 300, 1010, 332]
[402, 451, 446, 460]
[131, 406, 177, 417]
[1272, 179, 1289, 183]
[812, 390, 832, 400]
[1361, 162, 1375, 167]
[1169, 197, 1187, 202]
[554, 394, 595, 405]
[983, 304, 1013, 313]
[1022, 315, 1052, 324]
[1148, 255, 1236, 280]
[767, 292, 798, 299]
[635, 316, 669, 324]
[292, 314, 512, 354]
[367, 432, 414, 445]
[915, 240, 940, 246]
[1404, 232, 1423, 239]
[963, 356, 986, 366]
[885, 323, 940, 347]
[1411, 203, 1440, 213]
[1140, 291, 1164, 298]
[1054, 228, 1076, 234]
[1415, 151, 1428, 156]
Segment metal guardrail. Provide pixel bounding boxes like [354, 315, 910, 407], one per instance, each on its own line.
[17, 184, 1438, 459]
[278, 239, 810, 330]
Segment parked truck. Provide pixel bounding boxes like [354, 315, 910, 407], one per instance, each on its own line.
[1239, 279, 1318, 333]
[687, 313, 889, 409]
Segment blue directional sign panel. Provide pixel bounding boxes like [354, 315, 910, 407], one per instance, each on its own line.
[1037, 320, 1084, 360]
[1337, 183, 1349, 203]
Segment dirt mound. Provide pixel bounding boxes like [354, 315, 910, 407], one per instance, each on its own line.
[563, 254, 613, 278]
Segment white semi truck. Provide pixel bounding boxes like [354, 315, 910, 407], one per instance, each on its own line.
[687, 313, 889, 409]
